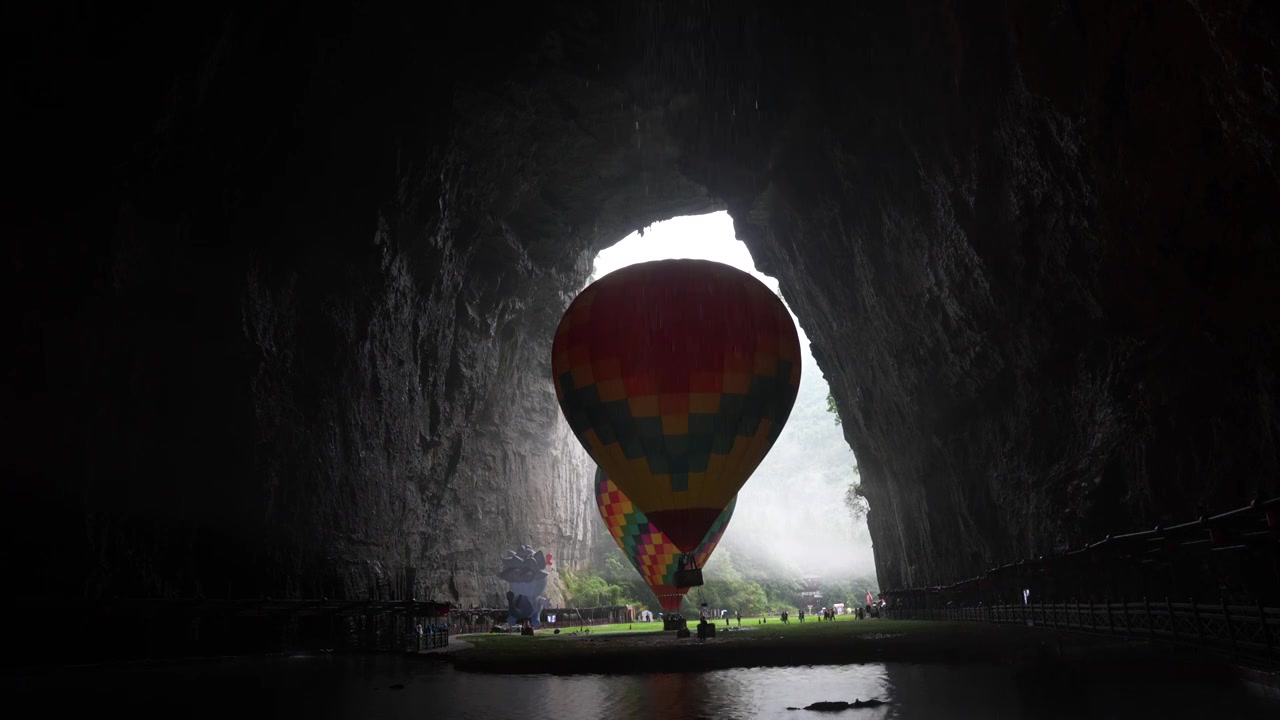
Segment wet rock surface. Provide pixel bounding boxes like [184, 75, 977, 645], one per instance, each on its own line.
[5, 0, 1278, 611]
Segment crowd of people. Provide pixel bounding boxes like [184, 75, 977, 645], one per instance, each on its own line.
[670, 599, 886, 628]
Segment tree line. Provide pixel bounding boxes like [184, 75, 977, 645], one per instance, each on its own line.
[563, 545, 878, 616]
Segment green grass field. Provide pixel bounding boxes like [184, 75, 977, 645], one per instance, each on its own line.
[458, 616, 931, 665]
[527, 620, 665, 635]
[450, 617, 1177, 676]
[513, 612, 868, 637]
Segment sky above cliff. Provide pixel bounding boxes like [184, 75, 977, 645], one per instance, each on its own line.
[590, 211, 876, 579]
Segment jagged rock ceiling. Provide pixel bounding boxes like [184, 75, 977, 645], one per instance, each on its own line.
[5, 1, 1277, 606]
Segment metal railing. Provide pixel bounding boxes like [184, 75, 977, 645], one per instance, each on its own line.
[879, 495, 1279, 666]
[407, 625, 451, 652]
[445, 605, 635, 634]
[881, 497, 1279, 604]
[885, 599, 1279, 662]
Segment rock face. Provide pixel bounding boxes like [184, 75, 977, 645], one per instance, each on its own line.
[720, 2, 1280, 588]
[5, 1, 1278, 611]
[5, 3, 718, 607]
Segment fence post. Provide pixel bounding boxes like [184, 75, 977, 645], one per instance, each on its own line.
[1259, 600, 1274, 660]
[1221, 597, 1237, 660]
[1121, 597, 1130, 637]
[1191, 598, 1205, 645]
[1144, 597, 1154, 640]
[1105, 600, 1114, 634]
[1074, 599, 1081, 630]
[1089, 600, 1097, 632]
[1166, 598, 1178, 643]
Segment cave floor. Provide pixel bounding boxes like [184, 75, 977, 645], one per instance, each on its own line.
[448, 619, 1263, 679]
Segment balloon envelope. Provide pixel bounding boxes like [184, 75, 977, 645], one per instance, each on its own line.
[595, 467, 735, 612]
[554, 259, 800, 551]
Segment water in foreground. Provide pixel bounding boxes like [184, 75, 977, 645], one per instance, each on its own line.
[6, 653, 1275, 720]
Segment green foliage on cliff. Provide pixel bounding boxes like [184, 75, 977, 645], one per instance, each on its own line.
[825, 391, 841, 425]
[845, 470, 868, 521]
[822, 390, 868, 522]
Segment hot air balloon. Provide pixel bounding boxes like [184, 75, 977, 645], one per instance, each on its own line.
[553, 259, 800, 583]
[595, 467, 735, 612]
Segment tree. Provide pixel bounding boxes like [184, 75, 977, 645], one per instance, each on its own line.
[562, 569, 639, 608]
[688, 548, 762, 614]
[825, 391, 842, 425]
[821, 575, 879, 608]
[602, 554, 630, 582]
[844, 466, 868, 520]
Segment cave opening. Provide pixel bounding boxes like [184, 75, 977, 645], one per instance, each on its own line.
[584, 211, 873, 589]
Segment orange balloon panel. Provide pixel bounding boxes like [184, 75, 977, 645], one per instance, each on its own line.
[555, 259, 800, 550]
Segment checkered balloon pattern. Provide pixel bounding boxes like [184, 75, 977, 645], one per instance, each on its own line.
[554, 259, 800, 552]
[595, 467, 736, 612]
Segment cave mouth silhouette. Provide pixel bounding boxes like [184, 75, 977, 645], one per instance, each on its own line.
[5, 3, 1279, 666]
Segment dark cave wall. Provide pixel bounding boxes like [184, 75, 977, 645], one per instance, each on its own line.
[714, 0, 1280, 588]
[5, 0, 1279, 609]
[4, 2, 713, 604]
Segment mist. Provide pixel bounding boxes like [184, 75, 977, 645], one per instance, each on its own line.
[589, 212, 876, 583]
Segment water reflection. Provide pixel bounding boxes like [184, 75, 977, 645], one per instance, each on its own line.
[5, 654, 1274, 720]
